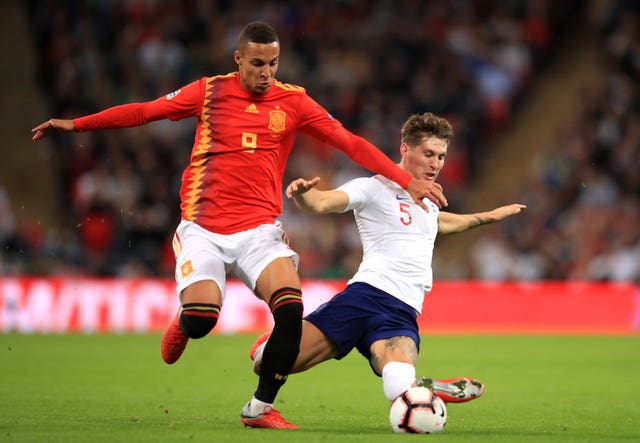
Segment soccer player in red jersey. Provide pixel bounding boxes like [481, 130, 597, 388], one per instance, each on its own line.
[32, 22, 447, 429]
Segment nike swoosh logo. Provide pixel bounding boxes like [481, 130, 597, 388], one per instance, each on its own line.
[395, 195, 410, 201]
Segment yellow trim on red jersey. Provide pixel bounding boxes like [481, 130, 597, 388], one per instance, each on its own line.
[183, 77, 217, 220]
[272, 80, 305, 93]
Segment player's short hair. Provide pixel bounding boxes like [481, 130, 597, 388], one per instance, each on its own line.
[237, 21, 280, 51]
[401, 113, 453, 147]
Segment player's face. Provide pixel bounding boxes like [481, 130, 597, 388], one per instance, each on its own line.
[235, 41, 280, 95]
[401, 137, 447, 181]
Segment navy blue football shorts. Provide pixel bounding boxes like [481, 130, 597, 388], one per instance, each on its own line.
[304, 281, 420, 374]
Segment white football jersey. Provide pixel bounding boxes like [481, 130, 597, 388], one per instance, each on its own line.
[338, 175, 439, 313]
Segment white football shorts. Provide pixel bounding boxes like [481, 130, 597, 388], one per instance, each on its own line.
[172, 220, 299, 301]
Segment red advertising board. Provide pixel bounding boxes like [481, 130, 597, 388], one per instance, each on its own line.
[0, 278, 638, 334]
[423, 281, 639, 334]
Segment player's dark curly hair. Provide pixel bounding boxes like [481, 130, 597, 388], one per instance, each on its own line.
[401, 112, 453, 147]
[238, 21, 280, 49]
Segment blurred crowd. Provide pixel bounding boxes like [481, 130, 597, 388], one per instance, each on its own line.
[1, 0, 637, 282]
[467, 0, 640, 282]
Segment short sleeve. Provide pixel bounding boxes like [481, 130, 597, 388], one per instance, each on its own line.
[337, 177, 379, 212]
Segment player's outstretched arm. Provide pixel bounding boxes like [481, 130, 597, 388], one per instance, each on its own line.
[31, 119, 75, 142]
[33, 84, 200, 143]
[322, 126, 446, 211]
[286, 177, 349, 215]
[438, 203, 526, 235]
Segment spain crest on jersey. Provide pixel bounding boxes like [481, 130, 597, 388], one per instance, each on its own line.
[268, 109, 286, 132]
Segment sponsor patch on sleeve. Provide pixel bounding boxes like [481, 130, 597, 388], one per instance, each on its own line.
[166, 89, 181, 100]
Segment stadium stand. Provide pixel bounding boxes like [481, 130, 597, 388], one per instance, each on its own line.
[2, 0, 636, 282]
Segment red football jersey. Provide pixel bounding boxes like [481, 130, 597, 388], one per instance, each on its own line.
[74, 72, 411, 234]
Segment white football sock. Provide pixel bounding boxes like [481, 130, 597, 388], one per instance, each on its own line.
[382, 361, 416, 401]
[247, 396, 271, 416]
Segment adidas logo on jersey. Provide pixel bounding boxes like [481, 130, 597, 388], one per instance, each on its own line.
[245, 103, 259, 114]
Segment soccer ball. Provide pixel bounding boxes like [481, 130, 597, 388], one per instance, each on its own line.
[389, 386, 447, 434]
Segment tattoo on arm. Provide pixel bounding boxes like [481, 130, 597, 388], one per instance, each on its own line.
[472, 215, 487, 228]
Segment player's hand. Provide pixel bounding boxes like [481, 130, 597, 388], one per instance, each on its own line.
[31, 119, 75, 142]
[489, 203, 527, 221]
[406, 178, 447, 212]
[286, 176, 321, 198]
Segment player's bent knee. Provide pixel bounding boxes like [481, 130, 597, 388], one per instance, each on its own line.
[179, 303, 220, 338]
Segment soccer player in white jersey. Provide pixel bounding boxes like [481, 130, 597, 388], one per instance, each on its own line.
[250, 112, 526, 405]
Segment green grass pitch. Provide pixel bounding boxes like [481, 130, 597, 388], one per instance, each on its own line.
[1, 333, 638, 443]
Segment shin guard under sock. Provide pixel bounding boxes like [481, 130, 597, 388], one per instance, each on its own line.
[382, 361, 416, 401]
[255, 287, 303, 403]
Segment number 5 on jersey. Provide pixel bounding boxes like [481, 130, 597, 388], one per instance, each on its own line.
[399, 202, 412, 226]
